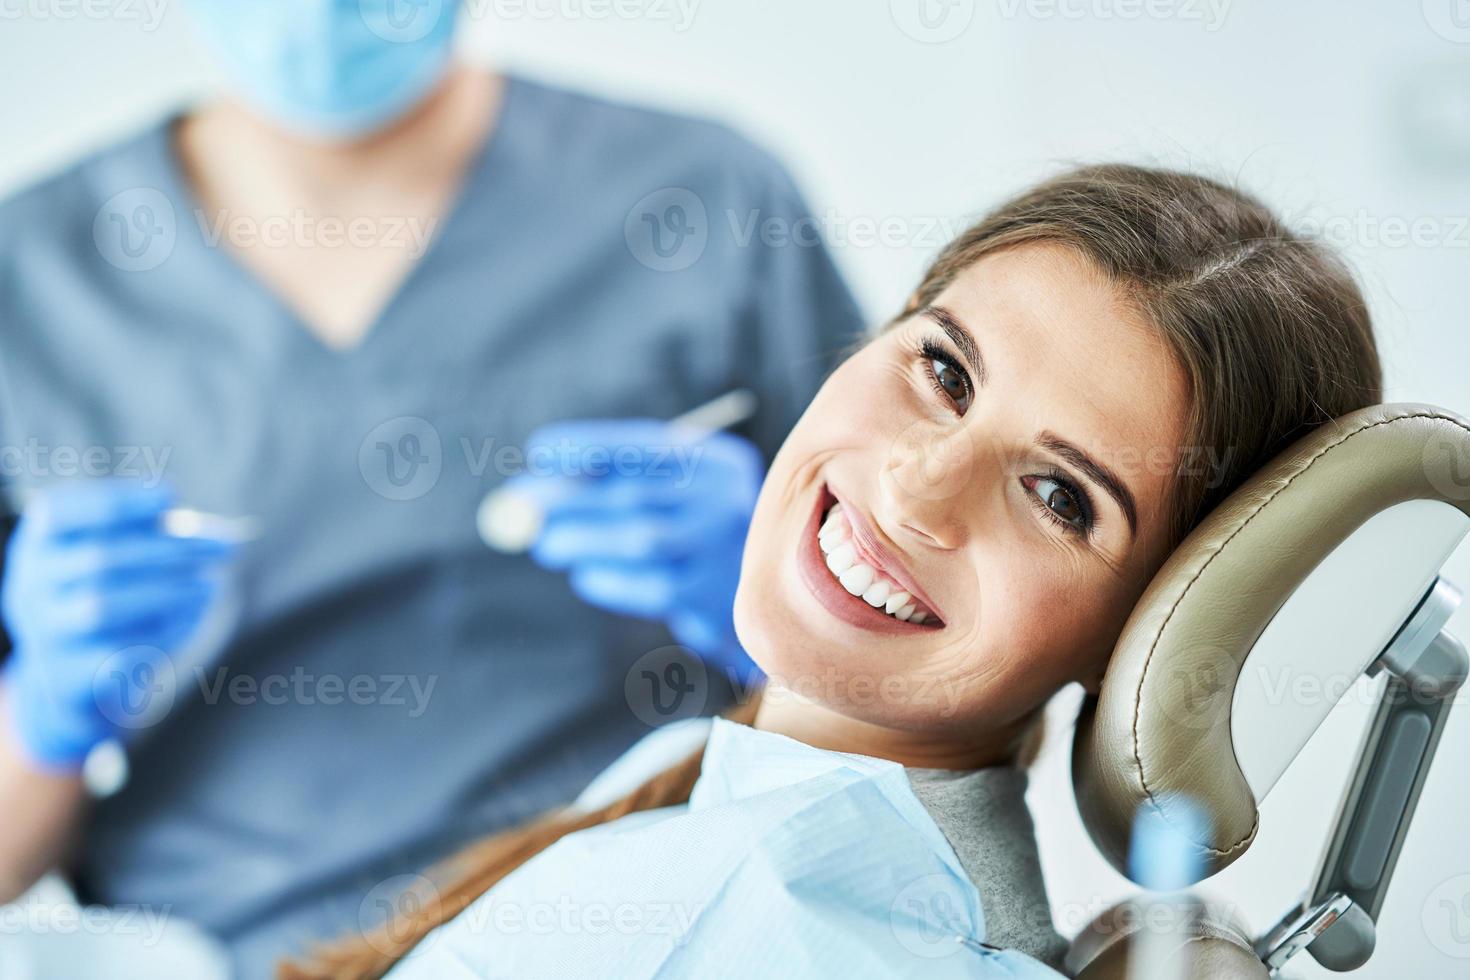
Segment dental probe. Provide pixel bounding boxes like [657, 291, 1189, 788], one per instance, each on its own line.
[1, 486, 260, 545]
[476, 388, 760, 554]
[160, 507, 262, 544]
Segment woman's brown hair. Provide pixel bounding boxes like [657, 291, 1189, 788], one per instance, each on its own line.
[280, 163, 1382, 978]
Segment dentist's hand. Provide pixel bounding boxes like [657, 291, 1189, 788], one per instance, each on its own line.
[1, 481, 237, 770]
[512, 419, 763, 677]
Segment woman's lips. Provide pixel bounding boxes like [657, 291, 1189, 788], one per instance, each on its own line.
[829, 488, 946, 622]
[795, 484, 943, 634]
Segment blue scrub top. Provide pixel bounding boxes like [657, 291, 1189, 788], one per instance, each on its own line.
[0, 74, 865, 977]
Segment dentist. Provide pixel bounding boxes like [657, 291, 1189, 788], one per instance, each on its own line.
[0, 1, 861, 973]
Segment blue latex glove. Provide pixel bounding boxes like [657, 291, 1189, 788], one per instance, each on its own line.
[1, 481, 238, 770]
[511, 419, 763, 679]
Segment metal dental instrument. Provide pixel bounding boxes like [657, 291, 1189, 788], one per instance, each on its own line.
[1, 486, 260, 545]
[159, 507, 262, 544]
[477, 388, 759, 554]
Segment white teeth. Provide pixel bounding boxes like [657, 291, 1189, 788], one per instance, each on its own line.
[838, 562, 874, 596]
[819, 529, 844, 554]
[825, 542, 856, 575]
[814, 505, 935, 625]
[819, 508, 848, 555]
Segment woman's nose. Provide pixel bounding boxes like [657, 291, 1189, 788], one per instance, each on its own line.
[878, 418, 979, 550]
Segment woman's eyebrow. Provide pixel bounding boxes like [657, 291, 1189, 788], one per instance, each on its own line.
[921, 306, 988, 386]
[1036, 431, 1140, 538]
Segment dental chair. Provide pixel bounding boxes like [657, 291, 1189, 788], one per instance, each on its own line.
[1063, 404, 1470, 978]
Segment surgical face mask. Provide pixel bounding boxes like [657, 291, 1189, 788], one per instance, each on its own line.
[187, 0, 459, 140]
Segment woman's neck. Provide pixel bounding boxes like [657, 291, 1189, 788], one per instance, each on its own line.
[751, 679, 1030, 771]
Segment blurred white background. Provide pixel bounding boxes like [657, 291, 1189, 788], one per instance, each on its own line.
[2, 1, 1468, 977]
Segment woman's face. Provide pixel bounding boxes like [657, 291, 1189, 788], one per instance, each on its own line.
[734, 242, 1190, 743]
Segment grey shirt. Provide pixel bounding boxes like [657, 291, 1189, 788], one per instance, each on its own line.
[0, 74, 864, 978]
[908, 766, 1070, 971]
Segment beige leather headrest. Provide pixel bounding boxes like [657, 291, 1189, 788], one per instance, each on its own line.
[1072, 403, 1470, 880]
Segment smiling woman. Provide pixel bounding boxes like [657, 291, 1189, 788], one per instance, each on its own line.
[281, 164, 1383, 979]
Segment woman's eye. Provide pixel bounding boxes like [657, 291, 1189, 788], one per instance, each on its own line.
[1025, 475, 1091, 533]
[928, 356, 972, 413]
